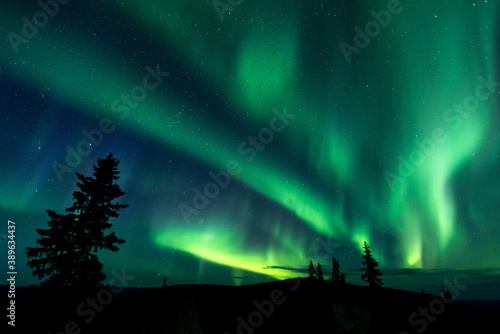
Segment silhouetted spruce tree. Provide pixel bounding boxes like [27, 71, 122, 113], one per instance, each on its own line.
[26, 153, 128, 288]
[308, 261, 316, 279]
[331, 257, 346, 284]
[316, 263, 323, 280]
[360, 241, 383, 287]
[25, 211, 81, 287]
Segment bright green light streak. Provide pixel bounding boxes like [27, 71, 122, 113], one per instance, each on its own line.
[154, 223, 302, 280]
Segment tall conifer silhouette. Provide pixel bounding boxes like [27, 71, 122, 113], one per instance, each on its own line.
[360, 241, 383, 287]
[26, 153, 128, 287]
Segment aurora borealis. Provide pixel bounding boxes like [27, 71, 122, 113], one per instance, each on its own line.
[1, 0, 499, 299]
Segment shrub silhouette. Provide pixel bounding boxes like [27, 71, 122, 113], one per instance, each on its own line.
[174, 294, 204, 334]
[332, 303, 372, 334]
[441, 285, 453, 300]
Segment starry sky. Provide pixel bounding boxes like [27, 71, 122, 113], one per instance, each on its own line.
[1, 0, 499, 299]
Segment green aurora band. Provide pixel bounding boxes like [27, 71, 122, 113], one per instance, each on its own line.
[2, 0, 499, 284]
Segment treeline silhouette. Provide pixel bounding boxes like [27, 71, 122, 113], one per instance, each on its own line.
[26, 153, 385, 290]
[18, 154, 498, 334]
[307, 240, 383, 287]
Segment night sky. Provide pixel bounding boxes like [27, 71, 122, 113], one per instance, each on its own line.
[1, 0, 499, 299]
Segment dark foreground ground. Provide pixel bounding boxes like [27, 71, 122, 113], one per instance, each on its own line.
[5, 279, 499, 333]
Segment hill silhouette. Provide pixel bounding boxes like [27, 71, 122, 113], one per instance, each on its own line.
[9, 278, 498, 333]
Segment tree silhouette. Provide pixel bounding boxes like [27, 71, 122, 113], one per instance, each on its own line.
[25, 210, 81, 287]
[360, 241, 383, 287]
[26, 153, 128, 288]
[316, 263, 324, 280]
[308, 261, 316, 279]
[331, 257, 345, 284]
